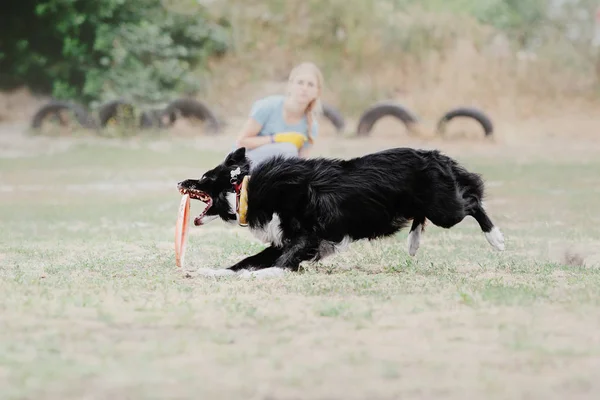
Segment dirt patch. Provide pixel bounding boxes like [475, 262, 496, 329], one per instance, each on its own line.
[548, 244, 600, 268]
[0, 87, 50, 124]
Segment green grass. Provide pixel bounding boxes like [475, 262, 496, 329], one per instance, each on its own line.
[1, 138, 600, 399]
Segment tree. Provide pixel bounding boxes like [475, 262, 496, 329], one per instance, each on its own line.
[0, 0, 230, 104]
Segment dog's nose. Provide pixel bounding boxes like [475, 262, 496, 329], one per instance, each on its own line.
[177, 181, 183, 189]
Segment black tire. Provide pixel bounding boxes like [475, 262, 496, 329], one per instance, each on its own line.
[139, 108, 176, 129]
[321, 103, 345, 133]
[31, 101, 97, 129]
[98, 100, 137, 127]
[436, 107, 494, 137]
[162, 98, 220, 134]
[356, 101, 419, 136]
[139, 110, 157, 129]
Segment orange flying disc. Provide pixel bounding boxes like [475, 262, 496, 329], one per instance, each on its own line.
[175, 193, 191, 268]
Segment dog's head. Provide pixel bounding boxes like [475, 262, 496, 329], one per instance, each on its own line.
[177, 147, 250, 226]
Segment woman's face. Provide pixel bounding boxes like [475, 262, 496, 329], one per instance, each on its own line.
[288, 70, 319, 106]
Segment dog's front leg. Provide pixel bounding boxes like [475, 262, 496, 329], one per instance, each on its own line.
[196, 245, 282, 278]
[228, 245, 283, 272]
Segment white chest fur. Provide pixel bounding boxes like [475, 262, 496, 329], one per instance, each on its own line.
[250, 213, 284, 247]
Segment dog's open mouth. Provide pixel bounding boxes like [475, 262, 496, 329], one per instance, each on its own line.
[179, 188, 213, 226]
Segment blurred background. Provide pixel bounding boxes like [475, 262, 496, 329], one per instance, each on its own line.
[1, 0, 599, 143]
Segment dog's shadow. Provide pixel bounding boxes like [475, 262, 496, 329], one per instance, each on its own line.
[302, 257, 422, 276]
[180, 255, 430, 280]
[179, 248, 483, 281]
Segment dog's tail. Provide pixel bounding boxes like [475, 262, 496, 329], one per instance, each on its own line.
[451, 162, 505, 251]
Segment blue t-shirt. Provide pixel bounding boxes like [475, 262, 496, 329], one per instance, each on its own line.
[247, 95, 319, 149]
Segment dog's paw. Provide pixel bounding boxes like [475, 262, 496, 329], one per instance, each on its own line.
[485, 226, 505, 251]
[195, 268, 237, 277]
[407, 228, 422, 257]
[237, 267, 287, 280]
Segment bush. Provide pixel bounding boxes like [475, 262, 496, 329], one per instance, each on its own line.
[0, 0, 230, 105]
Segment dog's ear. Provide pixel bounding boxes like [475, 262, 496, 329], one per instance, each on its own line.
[225, 147, 246, 166]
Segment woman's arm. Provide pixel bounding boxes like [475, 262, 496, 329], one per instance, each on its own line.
[298, 145, 311, 158]
[234, 118, 272, 150]
[298, 118, 318, 158]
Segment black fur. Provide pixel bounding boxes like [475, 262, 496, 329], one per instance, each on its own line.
[177, 147, 504, 273]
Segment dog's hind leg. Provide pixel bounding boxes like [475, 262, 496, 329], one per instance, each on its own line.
[450, 163, 505, 251]
[407, 216, 426, 256]
[469, 204, 505, 251]
[425, 198, 466, 230]
[237, 237, 320, 279]
[272, 236, 320, 272]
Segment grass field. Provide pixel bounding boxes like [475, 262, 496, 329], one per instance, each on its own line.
[1, 128, 600, 399]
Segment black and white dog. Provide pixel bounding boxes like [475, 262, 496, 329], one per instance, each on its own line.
[177, 147, 505, 277]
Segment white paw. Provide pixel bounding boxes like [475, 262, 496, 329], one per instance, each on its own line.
[195, 268, 236, 277]
[485, 226, 505, 251]
[237, 267, 287, 279]
[407, 226, 422, 257]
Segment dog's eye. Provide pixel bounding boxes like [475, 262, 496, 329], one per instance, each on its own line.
[200, 174, 216, 183]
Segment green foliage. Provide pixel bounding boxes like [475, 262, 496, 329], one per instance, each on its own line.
[0, 0, 230, 105]
[470, 0, 548, 47]
[389, 0, 598, 52]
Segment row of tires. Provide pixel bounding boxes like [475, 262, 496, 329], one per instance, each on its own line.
[353, 102, 494, 137]
[31, 99, 221, 134]
[31, 98, 494, 137]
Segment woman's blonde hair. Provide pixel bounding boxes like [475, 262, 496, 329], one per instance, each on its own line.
[287, 62, 324, 144]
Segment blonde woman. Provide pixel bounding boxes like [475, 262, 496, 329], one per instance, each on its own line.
[234, 62, 324, 167]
